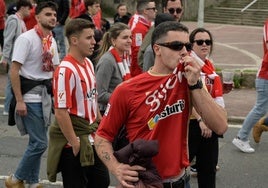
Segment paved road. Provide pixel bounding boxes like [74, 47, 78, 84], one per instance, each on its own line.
[1, 119, 268, 188]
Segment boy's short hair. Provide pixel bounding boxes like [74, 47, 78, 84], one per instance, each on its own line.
[65, 18, 95, 40]
[17, 0, 33, 11]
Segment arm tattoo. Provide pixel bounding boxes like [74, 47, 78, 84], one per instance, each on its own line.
[102, 151, 111, 161]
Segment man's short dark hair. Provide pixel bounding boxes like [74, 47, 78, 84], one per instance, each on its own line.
[16, 0, 32, 11]
[84, 0, 100, 8]
[162, 0, 183, 8]
[35, 1, 58, 15]
[65, 18, 95, 41]
[136, 0, 155, 14]
[155, 13, 175, 27]
[151, 21, 188, 47]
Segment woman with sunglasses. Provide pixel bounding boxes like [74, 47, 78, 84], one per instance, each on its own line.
[188, 28, 226, 188]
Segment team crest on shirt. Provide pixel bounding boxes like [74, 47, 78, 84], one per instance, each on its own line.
[58, 91, 66, 104]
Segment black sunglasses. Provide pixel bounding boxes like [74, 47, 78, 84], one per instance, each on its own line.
[146, 7, 156, 11]
[194, 39, 212, 46]
[156, 41, 192, 51]
[168, 8, 182, 14]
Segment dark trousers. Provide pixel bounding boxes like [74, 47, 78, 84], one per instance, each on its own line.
[0, 29, 3, 49]
[59, 146, 110, 188]
[188, 119, 219, 188]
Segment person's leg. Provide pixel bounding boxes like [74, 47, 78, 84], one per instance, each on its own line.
[59, 147, 87, 188]
[14, 103, 48, 184]
[237, 78, 268, 141]
[53, 24, 66, 60]
[188, 119, 201, 177]
[196, 134, 218, 188]
[86, 147, 110, 188]
[4, 66, 13, 114]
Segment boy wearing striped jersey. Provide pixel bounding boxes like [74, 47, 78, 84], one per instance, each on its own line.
[47, 18, 110, 187]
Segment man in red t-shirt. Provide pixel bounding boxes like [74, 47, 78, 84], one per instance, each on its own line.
[128, 0, 156, 77]
[95, 21, 228, 188]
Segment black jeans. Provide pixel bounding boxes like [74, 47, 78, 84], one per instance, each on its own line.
[59, 146, 110, 188]
[188, 119, 219, 188]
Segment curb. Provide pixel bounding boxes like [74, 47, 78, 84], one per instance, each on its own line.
[228, 116, 245, 124]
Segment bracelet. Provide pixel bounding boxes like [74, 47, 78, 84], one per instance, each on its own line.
[197, 117, 202, 122]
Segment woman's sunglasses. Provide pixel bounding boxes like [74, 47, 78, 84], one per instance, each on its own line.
[156, 41, 192, 51]
[194, 39, 212, 46]
[168, 8, 182, 14]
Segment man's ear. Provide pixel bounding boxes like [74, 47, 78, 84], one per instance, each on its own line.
[70, 35, 78, 45]
[153, 44, 161, 56]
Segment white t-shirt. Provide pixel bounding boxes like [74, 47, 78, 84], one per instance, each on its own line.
[12, 28, 60, 80]
[12, 28, 60, 102]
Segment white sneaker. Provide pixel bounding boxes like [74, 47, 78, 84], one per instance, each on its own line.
[232, 137, 255, 153]
[3, 111, 8, 116]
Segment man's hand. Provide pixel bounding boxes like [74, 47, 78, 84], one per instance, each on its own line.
[72, 141, 80, 156]
[16, 101, 27, 116]
[182, 56, 202, 86]
[115, 163, 145, 188]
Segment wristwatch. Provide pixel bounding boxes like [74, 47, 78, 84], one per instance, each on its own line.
[189, 79, 203, 90]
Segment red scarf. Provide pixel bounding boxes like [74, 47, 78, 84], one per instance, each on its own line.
[109, 47, 131, 81]
[190, 51, 222, 97]
[34, 25, 54, 72]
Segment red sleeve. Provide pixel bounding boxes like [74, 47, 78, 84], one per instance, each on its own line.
[263, 20, 268, 55]
[96, 83, 130, 142]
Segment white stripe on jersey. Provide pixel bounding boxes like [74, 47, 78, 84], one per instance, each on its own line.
[55, 59, 97, 124]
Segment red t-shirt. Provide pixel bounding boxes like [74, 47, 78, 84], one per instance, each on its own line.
[257, 19, 268, 79]
[97, 63, 190, 179]
[69, 0, 86, 19]
[129, 14, 151, 77]
[0, 0, 6, 30]
[24, 6, 37, 30]
[53, 55, 97, 124]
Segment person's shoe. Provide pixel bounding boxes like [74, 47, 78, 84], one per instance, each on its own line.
[190, 166, 198, 177]
[216, 165, 220, 171]
[232, 137, 255, 153]
[29, 183, 43, 188]
[3, 110, 9, 116]
[5, 175, 25, 188]
[252, 117, 268, 143]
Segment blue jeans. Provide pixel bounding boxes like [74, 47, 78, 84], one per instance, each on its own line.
[53, 24, 66, 60]
[4, 65, 13, 112]
[238, 78, 268, 141]
[14, 103, 48, 184]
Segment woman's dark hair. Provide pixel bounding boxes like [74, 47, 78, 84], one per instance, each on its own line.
[189, 28, 213, 55]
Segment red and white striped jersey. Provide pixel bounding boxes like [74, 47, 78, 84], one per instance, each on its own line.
[53, 55, 97, 124]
